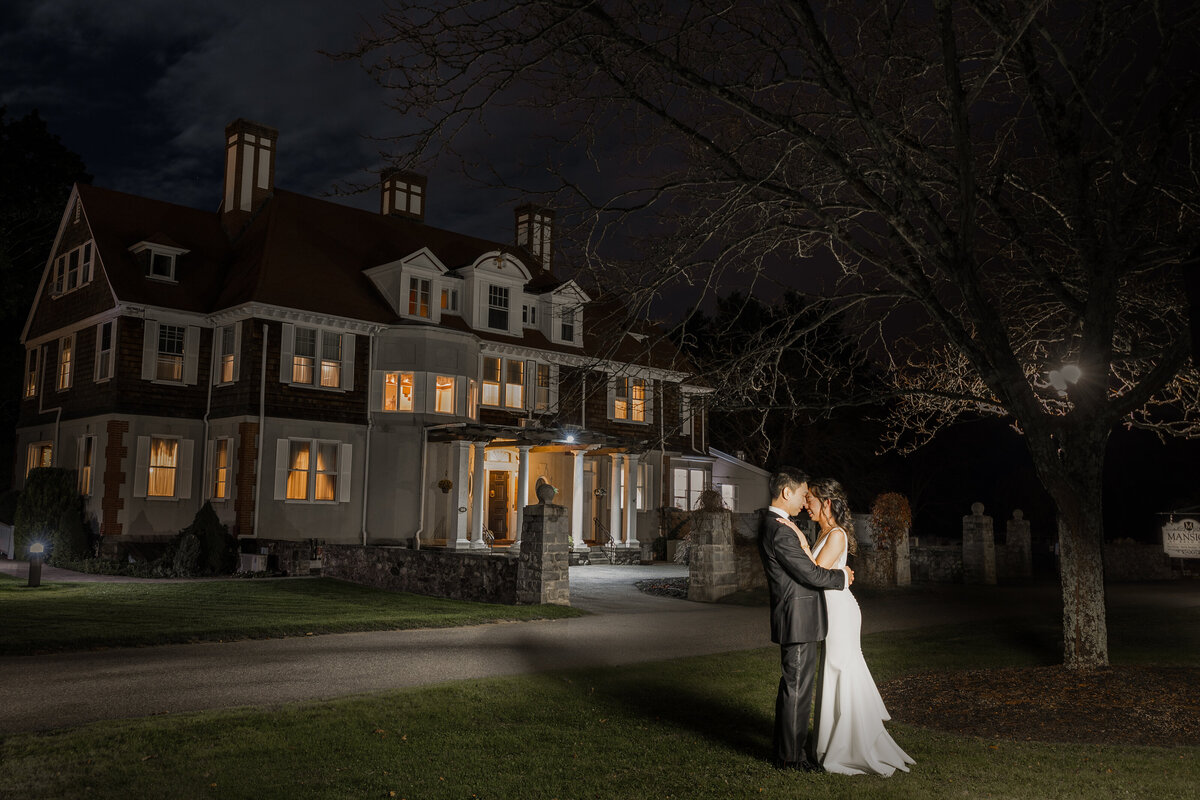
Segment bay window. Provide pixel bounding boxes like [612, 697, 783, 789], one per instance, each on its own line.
[383, 372, 415, 411]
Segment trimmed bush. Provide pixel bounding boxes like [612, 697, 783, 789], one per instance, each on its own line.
[167, 502, 237, 577]
[14, 468, 89, 564]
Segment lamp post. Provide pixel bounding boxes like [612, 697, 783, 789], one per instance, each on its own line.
[27, 542, 45, 588]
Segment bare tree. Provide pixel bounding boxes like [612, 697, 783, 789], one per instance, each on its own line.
[341, 0, 1200, 669]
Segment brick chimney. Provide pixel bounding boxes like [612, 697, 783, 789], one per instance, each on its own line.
[221, 119, 277, 235]
[515, 204, 553, 272]
[381, 169, 427, 221]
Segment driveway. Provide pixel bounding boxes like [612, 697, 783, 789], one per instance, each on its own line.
[1, 562, 1195, 735]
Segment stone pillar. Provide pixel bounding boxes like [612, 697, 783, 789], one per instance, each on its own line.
[608, 453, 622, 544]
[570, 449, 585, 549]
[894, 523, 911, 586]
[962, 502, 997, 584]
[471, 442, 487, 548]
[624, 453, 640, 547]
[517, 503, 571, 605]
[1006, 509, 1033, 580]
[687, 510, 737, 602]
[512, 445, 531, 550]
[450, 441, 471, 549]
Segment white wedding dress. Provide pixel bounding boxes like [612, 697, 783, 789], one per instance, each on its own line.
[813, 528, 914, 776]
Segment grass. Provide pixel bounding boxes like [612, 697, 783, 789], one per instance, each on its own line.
[0, 596, 1196, 799]
[0, 574, 585, 655]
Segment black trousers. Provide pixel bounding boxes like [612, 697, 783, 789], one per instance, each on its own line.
[774, 640, 822, 765]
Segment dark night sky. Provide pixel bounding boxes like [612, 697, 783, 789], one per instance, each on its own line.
[0, 0, 523, 240]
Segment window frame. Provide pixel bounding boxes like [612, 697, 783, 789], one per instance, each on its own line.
[78, 435, 97, 496]
[156, 323, 185, 382]
[132, 435, 194, 501]
[56, 333, 75, 391]
[610, 375, 649, 424]
[382, 371, 415, 412]
[24, 346, 40, 399]
[95, 320, 116, 382]
[487, 284, 510, 331]
[26, 441, 53, 476]
[407, 276, 432, 319]
[274, 438, 352, 504]
[209, 437, 233, 501]
[280, 324, 355, 391]
[50, 241, 94, 297]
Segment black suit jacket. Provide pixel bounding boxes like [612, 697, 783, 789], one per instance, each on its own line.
[758, 511, 847, 644]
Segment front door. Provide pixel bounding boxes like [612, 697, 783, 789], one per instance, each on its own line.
[487, 471, 509, 540]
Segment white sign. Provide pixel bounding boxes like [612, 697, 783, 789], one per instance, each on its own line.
[1162, 518, 1200, 559]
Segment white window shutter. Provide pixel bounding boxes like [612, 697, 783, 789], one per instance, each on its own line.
[370, 370, 382, 411]
[210, 327, 222, 386]
[336, 442, 353, 502]
[182, 327, 200, 385]
[646, 379, 656, 423]
[273, 439, 290, 500]
[232, 320, 243, 382]
[607, 376, 616, 420]
[133, 436, 150, 498]
[340, 333, 356, 391]
[279, 323, 294, 384]
[178, 439, 194, 499]
[456, 377, 467, 416]
[141, 320, 159, 380]
[204, 439, 214, 499]
[422, 372, 436, 414]
[75, 437, 86, 493]
[549, 365, 559, 413]
[525, 359, 536, 411]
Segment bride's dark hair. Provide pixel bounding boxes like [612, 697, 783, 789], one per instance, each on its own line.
[809, 478, 857, 555]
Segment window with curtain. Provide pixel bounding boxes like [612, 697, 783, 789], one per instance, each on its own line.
[383, 372, 414, 411]
[434, 375, 455, 413]
[293, 327, 316, 383]
[212, 438, 230, 500]
[148, 438, 178, 497]
[320, 331, 341, 387]
[614, 377, 646, 422]
[79, 436, 95, 496]
[157, 324, 185, 381]
[504, 360, 524, 408]
[315, 443, 338, 501]
[481, 357, 501, 406]
[286, 441, 310, 500]
[535, 363, 551, 411]
[26, 442, 52, 476]
[24, 347, 39, 398]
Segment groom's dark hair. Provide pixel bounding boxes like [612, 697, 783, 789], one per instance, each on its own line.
[768, 466, 810, 500]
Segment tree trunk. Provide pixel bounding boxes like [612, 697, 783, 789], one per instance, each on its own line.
[1035, 431, 1110, 671]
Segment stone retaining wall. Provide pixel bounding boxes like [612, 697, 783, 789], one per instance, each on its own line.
[1102, 543, 1176, 581]
[322, 543, 520, 604]
[908, 545, 964, 583]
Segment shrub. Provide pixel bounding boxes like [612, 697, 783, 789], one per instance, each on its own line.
[869, 492, 912, 551]
[14, 468, 89, 563]
[167, 502, 237, 577]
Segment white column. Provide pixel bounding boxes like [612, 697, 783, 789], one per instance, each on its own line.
[625, 453, 640, 547]
[608, 453, 622, 545]
[451, 441, 471, 549]
[472, 441, 487, 548]
[513, 445, 531, 549]
[571, 449, 585, 549]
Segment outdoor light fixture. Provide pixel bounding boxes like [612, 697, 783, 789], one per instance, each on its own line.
[1048, 364, 1082, 396]
[565, 433, 576, 444]
[27, 541, 45, 588]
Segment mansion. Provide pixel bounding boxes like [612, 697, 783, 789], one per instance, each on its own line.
[15, 119, 766, 557]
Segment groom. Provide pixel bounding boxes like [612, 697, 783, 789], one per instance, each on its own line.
[758, 466, 852, 772]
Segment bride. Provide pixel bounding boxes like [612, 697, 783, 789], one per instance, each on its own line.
[804, 478, 914, 777]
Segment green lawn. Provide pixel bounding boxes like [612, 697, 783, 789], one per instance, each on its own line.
[0, 595, 1195, 799]
[0, 574, 584, 655]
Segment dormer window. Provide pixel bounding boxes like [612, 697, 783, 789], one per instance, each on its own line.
[522, 304, 538, 326]
[130, 241, 189, 283]
[487, 285, 510, 330]
[408, 277, 431, 318]
[51, 241, 94, 296]
[441, 287, 459, 313]
[560, 307, 576, 343]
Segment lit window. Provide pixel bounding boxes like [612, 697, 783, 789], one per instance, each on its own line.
[720, 483, 739, 512]
[26, 442, 52, 476]
[383, 372, 414, 411]
[148, 438, 179, 497]
[535, 363, 551, 411]
[157, 324, 185, 381]
[286, 441, 310, 500]
[24, 347, 39, 398]
[79, 436, 95, 496]
[212, 438, 230, 500]
[408, 277, 431, 318]
[95, 321, 114, 382]
[482, 357, 501, 406]
[315, 442, 338, 501]
[561, 307, 575, 342]
[434, 375, 456, 414]
[320, 331, 342, 387]
[293, 327, 316, 384]
[505, 360, 524, 408]
[488, 285, 509, 330]
[614, 377, 646, 422]
[57, 335, 73, 390]
[219, 325, 236, 383]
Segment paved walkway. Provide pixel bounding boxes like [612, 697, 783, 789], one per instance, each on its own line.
[1, 561, 1195, 735]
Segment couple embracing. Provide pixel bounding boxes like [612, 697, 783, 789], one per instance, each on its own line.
[758, 466, 914, 777]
